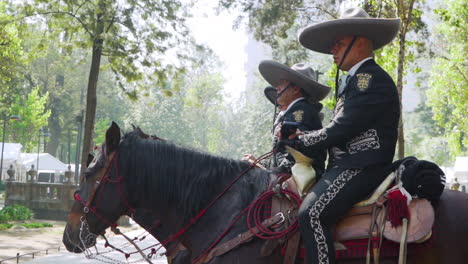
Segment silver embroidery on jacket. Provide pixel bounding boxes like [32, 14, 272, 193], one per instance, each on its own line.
[299, 129, 328, 146]
[308, 169, 361, 264]
[330, 147, 346, 159]
[346, 129, 380, 154]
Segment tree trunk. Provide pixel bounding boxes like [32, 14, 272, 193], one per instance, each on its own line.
[80, 37, 104, 181]
[46, 97, 62, 157]
[396, 0, 416, 160]
[397, 30, 405, 160]
[47, 73, 65, 157]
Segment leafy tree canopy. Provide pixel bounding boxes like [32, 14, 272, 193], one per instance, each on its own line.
[427, 0, 467, 157]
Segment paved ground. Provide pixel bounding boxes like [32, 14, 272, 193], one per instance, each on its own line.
[0, 219, 168, 264]
[25, 229, 168, 264]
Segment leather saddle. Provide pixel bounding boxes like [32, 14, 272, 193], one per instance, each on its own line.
[281, 146, 435, 245]
[279, 173, 435, 246]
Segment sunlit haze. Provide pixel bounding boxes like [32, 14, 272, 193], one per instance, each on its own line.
[187, 1, 249, 102]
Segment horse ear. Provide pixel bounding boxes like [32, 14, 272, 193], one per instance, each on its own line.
[134, 126, 150, 139]
[131, 124, 136, 130]
[105, 121, 121, 154]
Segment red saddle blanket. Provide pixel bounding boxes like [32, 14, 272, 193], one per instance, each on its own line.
[281, 233, 435, 260]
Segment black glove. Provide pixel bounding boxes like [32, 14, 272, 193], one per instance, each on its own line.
[276, 138, 302, 152]
[280, 121, 300, 139]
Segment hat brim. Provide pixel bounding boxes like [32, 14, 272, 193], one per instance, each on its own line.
[298, 18, 401, 54]
[259, 60, 331, 102]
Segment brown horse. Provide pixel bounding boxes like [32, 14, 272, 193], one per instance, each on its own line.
[63, 123, 468, 263]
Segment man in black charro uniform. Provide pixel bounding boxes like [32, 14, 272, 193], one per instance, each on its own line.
[280, 7, 401, 264]
[253, 60, 331, 178]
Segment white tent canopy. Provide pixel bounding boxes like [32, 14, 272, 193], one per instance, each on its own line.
[0, 143, 22, 176]
[454, 156, 468, 183]
[20, 153, 68, 173]
[1, 143, 22, 161]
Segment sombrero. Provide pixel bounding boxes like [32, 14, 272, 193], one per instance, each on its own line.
[298, 7, 400, 54]
[259, 60, 331, 102]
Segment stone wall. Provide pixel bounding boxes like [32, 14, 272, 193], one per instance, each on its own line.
[4, 181, 76, 221]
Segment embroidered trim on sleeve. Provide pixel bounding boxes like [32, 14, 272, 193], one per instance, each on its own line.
[346, 129, 380, 154]
[299, 129, 328, 146]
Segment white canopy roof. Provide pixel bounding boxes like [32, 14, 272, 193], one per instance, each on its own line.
[454, 156, 468, 181]
[0, 143, 22, 161]
[20, 153, 69, 173]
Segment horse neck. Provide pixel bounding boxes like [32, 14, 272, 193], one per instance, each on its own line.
[177, 167, 270, 255]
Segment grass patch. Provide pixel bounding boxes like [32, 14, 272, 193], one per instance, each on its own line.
[21, 223, 53, 228]
[0, 222, 53, 230]
[0, 223, 13, 231]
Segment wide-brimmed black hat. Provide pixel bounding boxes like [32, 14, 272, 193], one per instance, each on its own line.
[259, 60, 331, 102]
[298, 7, 400, 54]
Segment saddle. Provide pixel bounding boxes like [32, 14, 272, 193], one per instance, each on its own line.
[197, 152, 435, 264]
[268, 172, 435, 264]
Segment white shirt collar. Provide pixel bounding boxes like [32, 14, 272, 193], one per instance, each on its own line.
[347, 57, 373, 76]
[281, 97, 304, 114]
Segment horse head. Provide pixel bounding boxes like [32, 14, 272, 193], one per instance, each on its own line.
[63, 122, 131, 253]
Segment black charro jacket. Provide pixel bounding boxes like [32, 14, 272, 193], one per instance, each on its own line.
[297, 59, 400, 169]
[269, 98, 326, 176]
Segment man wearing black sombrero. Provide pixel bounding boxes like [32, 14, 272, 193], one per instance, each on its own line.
[251, 60, 330, 176]
[283, 7, 401, 264]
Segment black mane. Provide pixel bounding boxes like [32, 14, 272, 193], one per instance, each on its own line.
[118, 131, 269, 220]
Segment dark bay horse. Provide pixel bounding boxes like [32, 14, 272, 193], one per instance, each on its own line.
[63, 123, 468, 263]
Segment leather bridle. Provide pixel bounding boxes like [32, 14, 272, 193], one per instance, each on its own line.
[73, 148, 133, 230]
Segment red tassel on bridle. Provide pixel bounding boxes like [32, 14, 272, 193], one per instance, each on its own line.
[386, 189, 410, 227]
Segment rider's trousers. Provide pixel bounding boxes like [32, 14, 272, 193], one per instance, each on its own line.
[298, 164, 388, 264]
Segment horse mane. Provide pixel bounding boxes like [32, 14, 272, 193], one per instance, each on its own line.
[118, 131, 269, 221]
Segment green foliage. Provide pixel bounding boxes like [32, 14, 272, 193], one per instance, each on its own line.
[0, 222, 52, 230]
[10, 0, 199, 92]
[0, 205, 34, 223]
[94, 119, 112, 146]
[8, 87, 51, 152]
[0, 3, 25, 114]
[405, 109, 452, 165]
[0, 223, 13, 230]
[427, 0, 468, 157]
[21, 222, 53, 228]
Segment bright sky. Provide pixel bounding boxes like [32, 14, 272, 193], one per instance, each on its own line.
[186, 1, 248, 101]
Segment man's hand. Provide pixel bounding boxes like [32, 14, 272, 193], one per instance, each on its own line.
[241, 154, 257, 164]
[241, 154, 267, 169]
[287, 129, 305, 140]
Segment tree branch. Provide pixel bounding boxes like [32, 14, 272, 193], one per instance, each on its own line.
[402, 0, 416, 37]
[4, 11, 94, 38]
[105, 9, 118, 33]
[73, 0, 88, 15]
[296, 5, 337, 19]
[439, 55, 468, 82]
